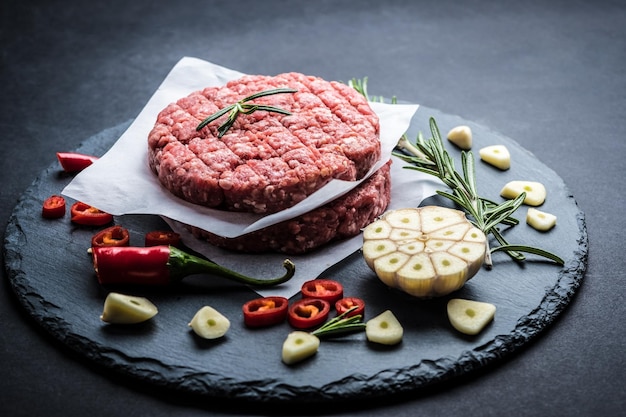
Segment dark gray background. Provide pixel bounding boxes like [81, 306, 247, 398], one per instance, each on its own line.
[1, 1, 624, 416]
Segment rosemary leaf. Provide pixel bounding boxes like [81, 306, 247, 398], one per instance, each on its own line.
[241, 87, 298, 102]
[196, 88, 297, 137]
[482, 199, 520, 226]
[310, 307, 366, 338]
[462, 151, 479, 199]
[482, 193, 525, 232]
[196, 106, 234, 130]
[492, 244, 564, 265]
[348, 77, 370, 100]
[490, 227, 526, 261]
[437, 190, 467, 209]
[399, 162, 441, 179]
[247, 105, 293, 115]
[311, 323, 366, 338]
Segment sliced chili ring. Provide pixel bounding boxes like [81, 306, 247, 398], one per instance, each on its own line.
[70, 201, 113, 226]
[145, 230, 181, 247]
[335, 297, 365, 318]
[301, 278, 344, 304]
[56, 152, 99, 173]
[91, 225, 130, 248]
[288, 298, 331, 329]
[42, 195, 66, 219]
[242, 296, 289, 328]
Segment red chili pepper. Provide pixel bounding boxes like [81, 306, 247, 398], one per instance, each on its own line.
[56, 152, 99, 173]
[301, 279, 344, 304]
[145, 230, 181, 247]
[242, 296, 289, 328]
[93, 245, 171, 285]
[70, 202, 113, 226]
[91, 225, 130, 248]
[288, 298, 330, 329]
[42, 195, 66, 219]
[335, 297, 365, 318]
[91, 245, 296, 287]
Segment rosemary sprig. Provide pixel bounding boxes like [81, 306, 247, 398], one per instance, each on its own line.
[393, 118, 564, 268]
[349, 77, 387, 104]
[196, 87, 297, 138]
[311, 306, 366, 338]
[348, 77, 563, 268]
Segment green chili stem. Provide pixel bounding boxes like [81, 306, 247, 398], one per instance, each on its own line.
[167, 246, 295, 286]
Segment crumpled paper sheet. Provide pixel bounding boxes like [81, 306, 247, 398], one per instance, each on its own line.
[63, 57, 440, 297]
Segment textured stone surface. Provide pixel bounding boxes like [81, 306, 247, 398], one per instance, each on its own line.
[3, 106, 587, 405]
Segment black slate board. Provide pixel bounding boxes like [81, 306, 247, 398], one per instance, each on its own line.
[3, 106, 588, 407]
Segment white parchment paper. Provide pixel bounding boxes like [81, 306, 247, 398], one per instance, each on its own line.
[62, 57, 440, 298]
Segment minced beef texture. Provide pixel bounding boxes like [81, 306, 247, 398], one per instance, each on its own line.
[187, 161, 392, 254]
[148, 72, 381, 214]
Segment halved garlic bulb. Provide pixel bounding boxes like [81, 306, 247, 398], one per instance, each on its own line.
[362, 206, 487, 298]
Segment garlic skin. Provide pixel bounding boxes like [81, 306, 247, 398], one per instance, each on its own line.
[362, 206, 487, 298]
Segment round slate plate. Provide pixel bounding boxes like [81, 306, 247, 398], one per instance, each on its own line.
[3, 106, 587, 407]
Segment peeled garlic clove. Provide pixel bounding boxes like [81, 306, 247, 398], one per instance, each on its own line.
[366, 310, 403, 345]
[362, 206, 487, 298]
[281, 331, 320, 365]
[447, 125, 472, 150]
[526, 207, 557, 231]
[500, 180, 547, 206]
[100, 292, 158, 324]
[479, 145, 511, 170]
[188, 306, 230, 339]
[447, 298, 496, 335]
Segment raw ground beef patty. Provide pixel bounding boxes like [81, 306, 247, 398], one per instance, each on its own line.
[148, 72, 381, 214]
[188, 160, 391, 254]
[148, 72, 390, 254]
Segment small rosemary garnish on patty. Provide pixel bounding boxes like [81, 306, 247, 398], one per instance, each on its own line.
[349, 77, 563, 268]
[196, 87, 297, 138]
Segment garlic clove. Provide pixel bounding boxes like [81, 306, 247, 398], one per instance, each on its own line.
[188, 306, 230, 339]
[447, 298, 496, 335]
[526, 207, 557, 231]
[447, 125, 472, 150]
[100, 292, 158, 324]
[479, 145, 511, 170]
[366, 310, 404, 345]
[281, 331, 320, 365]
[500, 180, 547, 206]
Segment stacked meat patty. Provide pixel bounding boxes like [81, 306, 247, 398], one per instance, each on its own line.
[148, 72, 391, 254]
